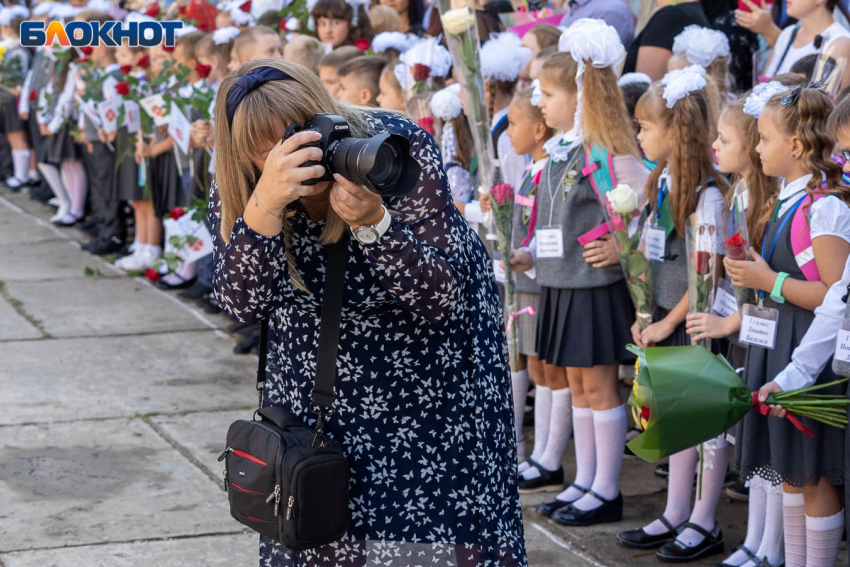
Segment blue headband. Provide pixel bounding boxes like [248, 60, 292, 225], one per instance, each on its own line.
[225, 67, 295, 126]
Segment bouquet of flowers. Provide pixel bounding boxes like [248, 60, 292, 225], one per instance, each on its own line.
[627, 344, 850, 463]
[394, 38, 451, 135]
[491, 182, 517, 362]
[0, 45, 26, 89]
[686, 211, 721, 348]
[438, 2, 498, 212]
[603, 184, 654, 330]
[147, 201, 213, 281]
[722, 201, 753, 311]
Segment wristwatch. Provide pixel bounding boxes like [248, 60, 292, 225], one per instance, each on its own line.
[770, 271, 789, 304]
[352, 206, 391, 245]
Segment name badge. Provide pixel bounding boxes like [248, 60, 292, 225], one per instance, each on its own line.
[835, 327, 850, 363]
[536, 225, 564, 259]
[739, 303, 779, 350]
[645, 227, 667, 262]
[712, 278, 739, 318]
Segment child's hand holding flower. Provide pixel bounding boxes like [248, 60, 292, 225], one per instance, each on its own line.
[724, 248, 775, 291]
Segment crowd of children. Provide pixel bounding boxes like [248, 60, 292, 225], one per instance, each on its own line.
[5, 0, 850, 566]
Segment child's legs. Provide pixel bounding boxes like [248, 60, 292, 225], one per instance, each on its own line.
[7, 130, 27, 151]
[131, 201, 148, 244]
[580, 364, 620, 411]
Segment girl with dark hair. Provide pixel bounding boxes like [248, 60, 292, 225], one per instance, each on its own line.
[378, 0, 425, 34]
[311, 0, 373, 49]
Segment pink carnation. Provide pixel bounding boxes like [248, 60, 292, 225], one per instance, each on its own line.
[490, 183, 514, 206]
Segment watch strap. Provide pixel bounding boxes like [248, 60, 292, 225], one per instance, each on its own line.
[771, 271, 789, 304]
[353, 206, 391, 243]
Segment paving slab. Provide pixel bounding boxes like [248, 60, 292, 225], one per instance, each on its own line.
[0, 418, 242, 551]
[0, 241, 109, 281]
[0, 332, 257, 425]
[0, 208, 63, 246]
[0, 533, 258, 567]
[0, 296, 42, 340]
[150, 410, 250, 483]
[3, 277, 211, 338]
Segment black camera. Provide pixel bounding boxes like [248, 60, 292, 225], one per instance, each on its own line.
[282, 114, 421, 197]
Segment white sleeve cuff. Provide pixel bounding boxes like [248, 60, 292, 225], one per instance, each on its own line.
[464, 200, 484, 225]
[773, 364, 817, 393]
[811, 196, 850, 244]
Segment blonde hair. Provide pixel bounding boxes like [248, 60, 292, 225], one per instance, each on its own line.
[636, 82, 731, 236]
[369, 5, 401, 34]
[283, 35, 325, 74]
[214, 59, 371, 289]
[540, 52, 640, 158]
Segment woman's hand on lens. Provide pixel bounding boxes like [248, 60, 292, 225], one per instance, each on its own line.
[255, 130, 328, 211]
[582, 234, 618, 268]
[329, 173, 384, 228]
[509, 249, 533, 273]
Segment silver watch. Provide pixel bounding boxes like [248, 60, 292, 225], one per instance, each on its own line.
[352, 206, 391, 245]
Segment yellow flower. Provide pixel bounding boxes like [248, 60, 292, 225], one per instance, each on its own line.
[0, 45, 8, 63]
[441, 7, 475, 35]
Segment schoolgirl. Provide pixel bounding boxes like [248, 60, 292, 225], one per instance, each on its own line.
[503, 87, 554, 463]
[0, 6, 37, 190]
[618, 68, 731, 561]
[671, 25, 732, 102]
[702, 83, 786, 567]
[514, 21, 649, 529]
[729, 84, 850, 567]
[35, 46, 87, 227]
[310, 0, 373, 50]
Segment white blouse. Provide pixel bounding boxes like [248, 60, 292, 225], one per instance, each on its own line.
[776, 174, 850, 244]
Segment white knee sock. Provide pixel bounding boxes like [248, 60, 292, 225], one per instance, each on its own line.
[38, 163, 69, 220]
[754, 484, 784, 567]
[12, 149, 30, 181]
[723, 477, 768, 566]
[536, 387, 572, 471]
[677, 439, 728, 547]
[519, 385, 551, 476]
[572, 405, 627, 511]
[511, 370, 529, 460]
[806, 510, 844, 567]
[554, 406, 595, 503]
[783, 492, 806, 567]
[60, 160, 87, 220]
[643, 447, 697, 535]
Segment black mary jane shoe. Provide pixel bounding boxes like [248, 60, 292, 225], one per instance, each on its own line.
[657, 522, 724, 563]
[550, 490, 623, 527]
[537, 484, 589, 517]
[710, 545, 757, 567]
[517, 459, 564, 494]
[618, 515, 683, 549]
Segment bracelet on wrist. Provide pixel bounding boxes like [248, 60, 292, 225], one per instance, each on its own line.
[252, 191, 284, 220]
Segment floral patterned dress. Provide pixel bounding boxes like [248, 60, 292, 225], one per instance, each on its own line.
[209, 110, 527, 567]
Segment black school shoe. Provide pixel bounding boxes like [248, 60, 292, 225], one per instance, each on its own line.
[657, 522, 724, 563]
[517, 460, 564, 494]
[618, 515, 684, 549]
[83, 236, 123, 255]
[537, 483, 589, 517]
[550, 491, 623, 527]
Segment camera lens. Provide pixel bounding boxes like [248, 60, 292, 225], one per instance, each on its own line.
[327, 133, 419, 196]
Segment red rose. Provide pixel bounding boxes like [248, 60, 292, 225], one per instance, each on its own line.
[195, 63, 212, 78]
[29, 90, 37, 101]
[169, 206, 186, 220]
[278, 18, 286, 31]
[197, 21, 209, 32]
[162, 45, 175, 53]
[353, 38, 370, 51]
[723, 232, 747, 260]
[417, 116, 434, 136]
[137, 54, 150, 69]
[146, 4, 159, 17]
[691, 251, 711, 275]
[412, 63, 430, 82]
[239, 0, 251, 11]
[177, 5, 187, 15]
[120, 64, 132, 75]
[115, 81, 130, 96]
[78, 57, 89, 64]
[144, 267, 161, 282]
[81, 45, 93, 56]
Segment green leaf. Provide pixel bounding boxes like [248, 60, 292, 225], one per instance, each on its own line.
[627, 253, 649, 277]
[630, 282, 646, 304]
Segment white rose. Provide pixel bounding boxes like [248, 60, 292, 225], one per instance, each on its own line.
[441, 7, 475, 35]
[607, 184, 639, 214]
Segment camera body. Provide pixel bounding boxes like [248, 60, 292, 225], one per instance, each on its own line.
[282, 113, 420, 197]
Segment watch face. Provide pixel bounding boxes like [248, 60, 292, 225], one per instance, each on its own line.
[356, 227, 379, 244]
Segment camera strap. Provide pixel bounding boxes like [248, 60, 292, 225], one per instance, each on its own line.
[256, 237, 350, 415]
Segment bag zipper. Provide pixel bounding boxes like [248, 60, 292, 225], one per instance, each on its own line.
[264, 484, 281, 516]
[231, 482, 265, 495]
[217, 446, 269, 466]
[285, 495, 295, 520]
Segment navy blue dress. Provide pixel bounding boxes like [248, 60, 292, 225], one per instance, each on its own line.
[209, 110, 527, 567]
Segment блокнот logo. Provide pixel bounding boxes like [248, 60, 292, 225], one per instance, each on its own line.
[20, 20, 182, 48]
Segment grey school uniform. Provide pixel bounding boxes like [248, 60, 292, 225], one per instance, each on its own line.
[650, 228, 691, 347]
[0, 46, 30, 134]
[534, 145, 635, 367]
[512, 165, 541, 357]
[736, 200, 845, 488]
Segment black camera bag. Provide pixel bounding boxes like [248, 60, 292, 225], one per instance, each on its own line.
[218, 238, 350, 550]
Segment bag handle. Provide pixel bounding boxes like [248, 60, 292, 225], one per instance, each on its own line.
[255, 237, 350, 414]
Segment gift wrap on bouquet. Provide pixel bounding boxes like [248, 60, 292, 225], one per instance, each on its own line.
[627, 344, 850, 462]
[163, 210, 214, 264]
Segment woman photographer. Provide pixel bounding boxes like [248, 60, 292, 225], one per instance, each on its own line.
[211, 59, 526, 566]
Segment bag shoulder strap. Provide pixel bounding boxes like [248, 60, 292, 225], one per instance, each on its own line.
[790, 190, 826, 282]
[774, 25, 801, 75]
[256, 237, 350, 410]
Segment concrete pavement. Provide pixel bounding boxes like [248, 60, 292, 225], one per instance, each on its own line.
[0, 188, 600, 566]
